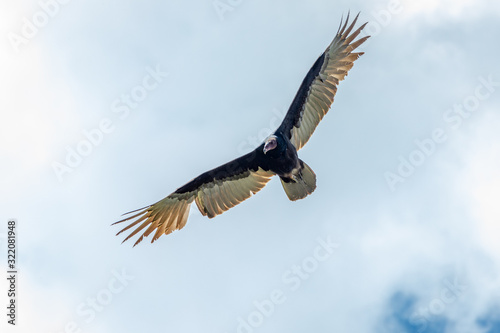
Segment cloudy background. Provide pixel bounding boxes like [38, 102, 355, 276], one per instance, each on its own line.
[1, 0, 500, 332]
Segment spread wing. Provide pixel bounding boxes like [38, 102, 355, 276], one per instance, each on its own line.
[276, 13, 370, 150]
[113, 150, 274, 246]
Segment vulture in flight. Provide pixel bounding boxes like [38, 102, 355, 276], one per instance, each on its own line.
[114, 13, 369, 246]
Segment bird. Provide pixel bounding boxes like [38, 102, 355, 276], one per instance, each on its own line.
[113, 13, 369, 246]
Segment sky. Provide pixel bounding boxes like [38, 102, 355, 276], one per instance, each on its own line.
[1, 0, 500, 332]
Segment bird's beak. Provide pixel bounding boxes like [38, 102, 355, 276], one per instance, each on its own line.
[263, 140, 275, 154]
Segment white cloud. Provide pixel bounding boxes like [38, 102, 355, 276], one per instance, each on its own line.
[0, 3, 83, 199]
[455, 110, 500, 260]
[399, 0, 493, 20]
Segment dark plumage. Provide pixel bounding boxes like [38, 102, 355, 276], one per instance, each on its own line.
[114, 13, 370, 246]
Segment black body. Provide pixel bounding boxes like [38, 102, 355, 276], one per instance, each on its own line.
[175, 132, 298, 194]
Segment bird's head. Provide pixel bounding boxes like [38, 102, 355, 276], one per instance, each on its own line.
[263, 135, 282, 155]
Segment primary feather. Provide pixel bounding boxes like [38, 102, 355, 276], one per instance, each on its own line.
[277, 12, 369, 150]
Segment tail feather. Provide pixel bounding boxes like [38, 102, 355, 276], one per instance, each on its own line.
[280, 160, 317, 201]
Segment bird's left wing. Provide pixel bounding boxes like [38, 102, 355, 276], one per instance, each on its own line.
[276, 13, 369, 150]
[113, 151, 274, 246]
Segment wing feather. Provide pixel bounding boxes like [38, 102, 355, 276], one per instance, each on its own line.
[220, 182, 240, 206]
[203, 187, 218, 217]
[177, 203, 190, 230]
[277, 12, 369, 150]
[152, 208, 171, 242]
[116, 214, 150, 238]
[114, 151, 274, 246]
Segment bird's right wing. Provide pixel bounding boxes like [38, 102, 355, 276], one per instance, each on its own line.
[277, 13, 369, 150]
[113, 151, 274, 246]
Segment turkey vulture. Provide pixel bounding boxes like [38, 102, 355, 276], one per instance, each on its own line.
[114, 13, 369, 246]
